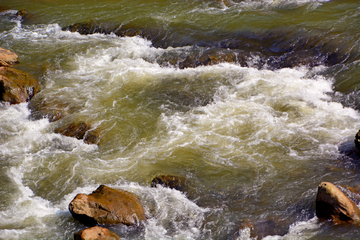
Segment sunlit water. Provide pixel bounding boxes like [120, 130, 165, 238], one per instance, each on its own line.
[1, 0, 360, 239]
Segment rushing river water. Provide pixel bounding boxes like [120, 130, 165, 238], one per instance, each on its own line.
[1, 0, 360, 239]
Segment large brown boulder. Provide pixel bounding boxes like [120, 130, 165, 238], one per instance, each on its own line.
[74, 226, 120, 240]
[54, 121, 100, 144]
[69, 185, 146, 226]
[0, 48, 19, 66]
[316, 182, 360, 224]
[0, 67, 40, 104]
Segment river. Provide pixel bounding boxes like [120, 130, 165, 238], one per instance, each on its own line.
[1, 0, 360, 239]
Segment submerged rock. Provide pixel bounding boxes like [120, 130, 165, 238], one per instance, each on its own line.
[0, 8, 34, 24]
[151, 175, 188, 192]
[15, 9, 34, 23]
[0, 47, 19, 66]
[158, 48, 246, 69]
[74, 226, 120, 240]
[237, 218, 288, 239]
[0, 67, 40, 104]
[28, 97, 77, 122]
[63, 21, 349, 69]
[54, 121, 100, 144]
[69, 185, 146, 226]
[63, 21, 164, 43]
[316, 182, 360, 224]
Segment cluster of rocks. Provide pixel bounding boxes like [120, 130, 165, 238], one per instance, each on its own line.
[70, 174, 360, 240]
[0, 46, 101, 144]
[70, 175, 187, 239]
[3, 9, 360, 238]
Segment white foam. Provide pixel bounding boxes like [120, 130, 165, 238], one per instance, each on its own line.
[0, 103, 96, 159]
[115, 182, 208, 239]
[0, 23, 120, 42]
[129, 65, 360, 166]
[236, 217, 321, 240]
[189, 0, 330, 15]
[0, 167, 60, 239]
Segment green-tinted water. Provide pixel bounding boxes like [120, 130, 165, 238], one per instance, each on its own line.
[1, 0, 360, 239]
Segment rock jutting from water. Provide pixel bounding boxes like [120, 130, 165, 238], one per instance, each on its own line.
[69, 185, 146, 226]
[0, 7, 35, 24]
[316, 182, 360, 224]
[151, 175, 188, 192]
[74, 226, 121, 240]
[0, 66, 40, 104]
[54, 121, 100, 144]
[237, 218, 289, 239]
[0, 47, 19, 67]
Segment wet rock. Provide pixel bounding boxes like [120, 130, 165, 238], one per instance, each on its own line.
[29, 102, 68, 122]
[83, 129, 101, 145]
[63, 21, 164, 42]
[69, 185, 146, 226]
[0, 8, 34, 24]
[151, 175, 188, 192]
[55, 121, 89, 139]
[354, 130, 360, 151]
[0, 67, 40, 104]
[0, 48, 19, 66]
[316, 182, 360, 224]
[74, 226, 120, 240]
[28, 95, 83, 122]
[343, 185, 360, 203]
[237, 218, 288, 239]
[159, 48, 244, 69]
[15, 9, 34, 23]
[54, 121, 100, 144]
[63, 21, 114, 35]
[63, 22, 349, 69]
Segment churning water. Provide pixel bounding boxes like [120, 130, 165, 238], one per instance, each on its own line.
[1, 0, 360, 239]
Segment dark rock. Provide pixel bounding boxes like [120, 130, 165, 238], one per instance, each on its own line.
[158, 48, 245, 69]
[84, 129, 101, 145]
[0, 8, 34, 24]
[0, 67, 40, 104]
[54, 121, 100, 144]
[15, 9, 34, 23]
[55, 121, 89, 140]
[316, 182, 360, 224]
[74, 226, 120, 240]
[354, 130, 360, 151]
[151, 175, 188, 192]
[63, 21, 164, 43]
[0, 47, 19, 66]
[69, 185, 146, 226]
[63, 22, 350, 69]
